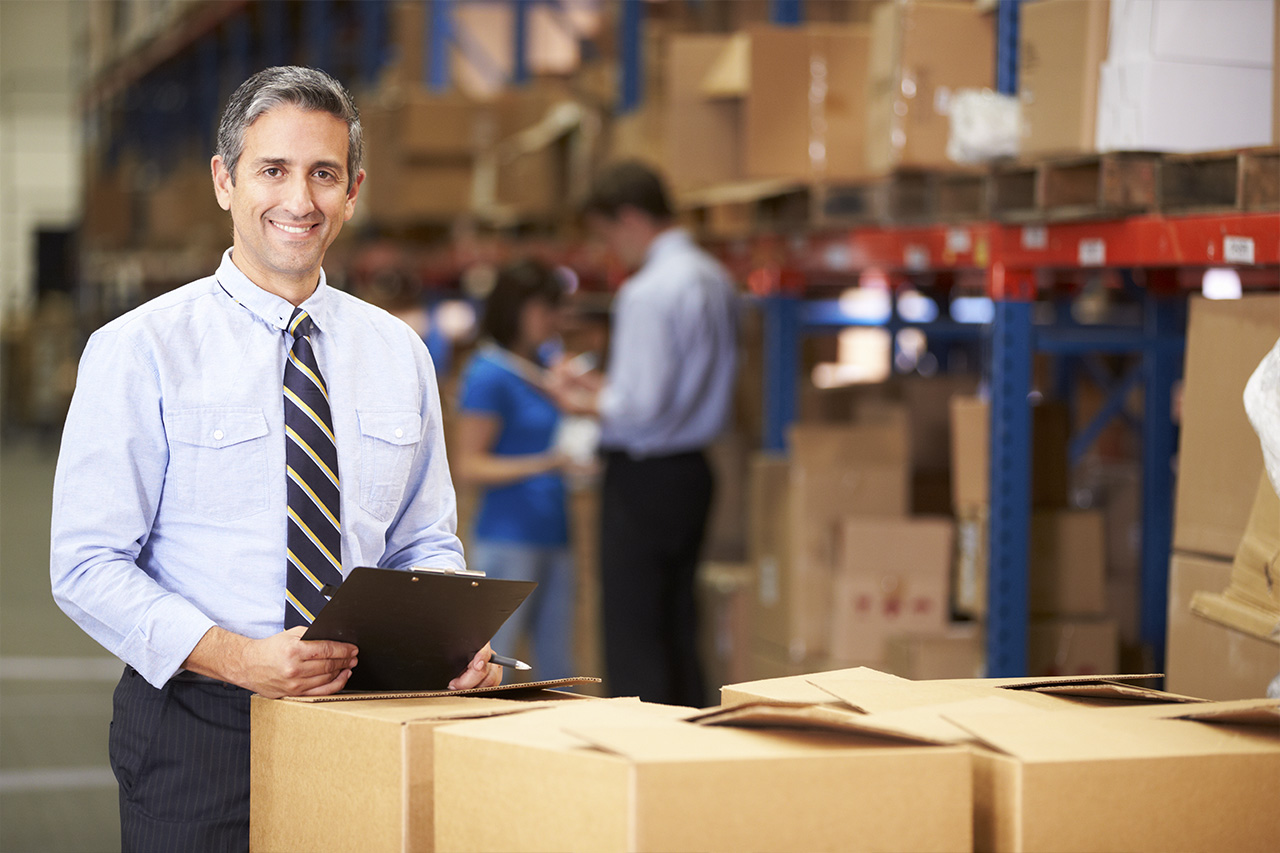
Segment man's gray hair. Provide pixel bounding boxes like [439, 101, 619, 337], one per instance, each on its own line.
[215, 66, 363, 190]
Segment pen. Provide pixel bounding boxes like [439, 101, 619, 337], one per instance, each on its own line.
[489, 652, 532, 671]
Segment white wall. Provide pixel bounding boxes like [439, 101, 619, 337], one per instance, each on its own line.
[0, 0, 83, 326]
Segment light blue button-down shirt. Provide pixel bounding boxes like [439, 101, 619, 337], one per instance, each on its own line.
[50, 250, 465, 687]
[597, 228, 739, 457]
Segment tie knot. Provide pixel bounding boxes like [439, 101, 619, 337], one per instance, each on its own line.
[288, 309, 314, 341]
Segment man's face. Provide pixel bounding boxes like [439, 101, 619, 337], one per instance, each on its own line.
[212, 104, 364, 298]
[587, 210, 648, 271]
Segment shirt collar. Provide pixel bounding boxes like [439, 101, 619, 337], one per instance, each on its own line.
[644, 227, 693, 265]
[214, 248, 333, 334]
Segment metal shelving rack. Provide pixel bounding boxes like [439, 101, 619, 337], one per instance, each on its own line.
[753, 213, 1280, 676]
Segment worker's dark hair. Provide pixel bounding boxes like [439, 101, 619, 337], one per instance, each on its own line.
[215, 66, 363, 190]
[480, 260, 565, 353]
[581, 161, 673, 222]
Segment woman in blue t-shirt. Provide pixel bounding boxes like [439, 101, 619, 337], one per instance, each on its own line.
[456, 261, 574, 680]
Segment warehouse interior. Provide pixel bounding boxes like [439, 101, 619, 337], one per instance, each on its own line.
[1, 0, 1279, 851]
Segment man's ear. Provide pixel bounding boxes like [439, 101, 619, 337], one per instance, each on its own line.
[211, 155, 233, 212]
[343, 169, 365, 221]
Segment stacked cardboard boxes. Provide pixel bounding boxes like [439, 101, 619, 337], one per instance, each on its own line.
[1165, 294, 1280, 700]
[721, 667, 1280, 853]
[746, 379, 1001, 681]
[949, 395, 1120, 675]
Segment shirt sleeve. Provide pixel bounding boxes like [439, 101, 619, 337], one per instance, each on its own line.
[378, 334, 468, 573]
[597, 286, 681, 432]
[50, 329, 217, 687]
[458, 359, 504, 417]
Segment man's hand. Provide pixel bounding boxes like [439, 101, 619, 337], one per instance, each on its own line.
[183, 626, 358, 699]
[545, 363, 602, 417]
[447, 642, 502, 691]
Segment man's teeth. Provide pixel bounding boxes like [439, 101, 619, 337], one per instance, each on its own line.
[273, 222, 311, 234]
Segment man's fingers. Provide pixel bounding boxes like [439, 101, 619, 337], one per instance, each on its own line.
[295, 638, 359, 661]
[297, 669, 352, 697]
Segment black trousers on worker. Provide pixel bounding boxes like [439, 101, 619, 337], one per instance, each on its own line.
[110, 666, 251, 853]
[600, 448, 714, 707]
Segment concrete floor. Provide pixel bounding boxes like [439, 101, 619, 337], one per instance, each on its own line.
[1, 436, 121, 853]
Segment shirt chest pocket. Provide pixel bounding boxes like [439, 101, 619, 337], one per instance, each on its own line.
[357, 410, 421, 521]
[163, 408, 271, 522]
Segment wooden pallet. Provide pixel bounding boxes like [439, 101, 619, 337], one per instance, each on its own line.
[1160, 147, 1280, 214]
[676, 178, 809, 239]
[992, 152, 1161, 223]
[819, 168, 988, 226]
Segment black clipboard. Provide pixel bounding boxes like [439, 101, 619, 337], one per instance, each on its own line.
[302, 566, 536, 692]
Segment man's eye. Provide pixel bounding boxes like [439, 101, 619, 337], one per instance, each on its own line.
[264, 167, 282, 178]
[315, 170, 336, 182]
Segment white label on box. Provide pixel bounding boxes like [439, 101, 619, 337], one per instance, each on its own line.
[1223, 235, 1255, 265]
[946, 228, 972, 254]
[904, 245, 930, 271]
[758, 556, 779, 607]
[1078, 238, 1106, 266]
[1021, 226, 1048, 250]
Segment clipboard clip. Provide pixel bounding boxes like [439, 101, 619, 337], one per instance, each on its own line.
[320, 583, 341, 599]
[409, 565, 488, 578]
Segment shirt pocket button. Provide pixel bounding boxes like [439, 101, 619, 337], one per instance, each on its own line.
[213, 429, 225, 441]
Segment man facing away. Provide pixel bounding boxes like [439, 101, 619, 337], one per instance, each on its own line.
[550, 162, 739, 707]
[50, 66, 498, 852]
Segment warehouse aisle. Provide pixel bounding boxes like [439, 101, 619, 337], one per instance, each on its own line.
[0, 438, 119, 853]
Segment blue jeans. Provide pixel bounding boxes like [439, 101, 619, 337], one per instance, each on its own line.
[467, 539, 576, 681]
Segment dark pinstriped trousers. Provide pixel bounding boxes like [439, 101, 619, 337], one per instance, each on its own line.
[110, 667, 251, 853]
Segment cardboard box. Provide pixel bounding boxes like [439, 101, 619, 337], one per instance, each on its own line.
[1019, 0, 1110, 156]
[950, 397, 1071, 515]
[741, 24, 873, 182]
[434, 698, 973, 852]
[1167, 551, 1280, 700]
[1191, 472, 1280, 643]
[1106, 0, 1275, 67]
[866, 1, 995, 174]
[1174, 295, 1280, 558]
[957, 699, 1280, 852]
[952, 508, 989, 619]
[1096, 57, 1275, 152]
[1029, 510, 1108, 617]
[830, 517, 953, 661]
[696, 561, 754, 695]
[902, 374, 981, 475]
[1027, 617, 1119, 677]
[779, 418, 911, 657]
[884, 626, 985, 680]
[250, 686, 593, 853]
[665, 34, 742, 192]
[747, 454, 792, 652]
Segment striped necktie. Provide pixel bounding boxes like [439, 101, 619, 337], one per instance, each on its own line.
[283, 308, 343, 629]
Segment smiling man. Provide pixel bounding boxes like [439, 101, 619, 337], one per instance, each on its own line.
[50, 67, 497, 852]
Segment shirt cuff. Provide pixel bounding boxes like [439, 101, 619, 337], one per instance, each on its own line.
[118, 595, 218, 689]
[596, 383, 621, 424]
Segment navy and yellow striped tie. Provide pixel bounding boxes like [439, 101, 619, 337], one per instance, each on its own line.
[283, 308, 342, 629]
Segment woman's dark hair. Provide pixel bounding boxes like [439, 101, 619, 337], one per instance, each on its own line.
[581, 160, 673, 222]
[480, 260, 564, 352]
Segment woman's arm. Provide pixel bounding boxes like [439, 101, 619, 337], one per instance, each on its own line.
[453, 411, 565, 487]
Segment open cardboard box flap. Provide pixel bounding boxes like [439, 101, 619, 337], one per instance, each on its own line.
[944, 698, 1280, 763]
[721, 666, 907, 706]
